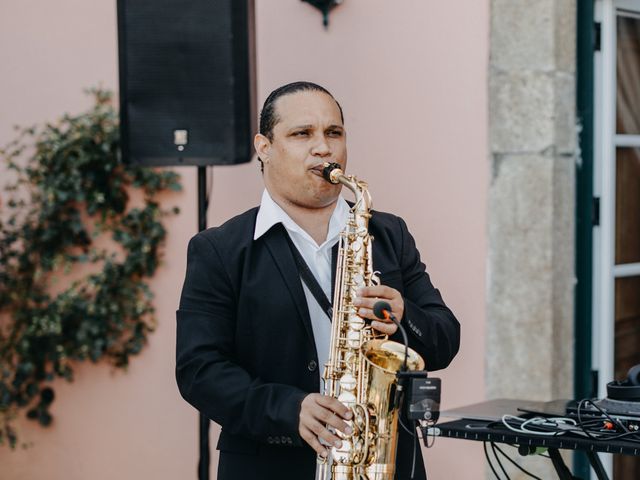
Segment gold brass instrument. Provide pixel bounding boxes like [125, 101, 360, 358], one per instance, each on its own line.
[317, 163, 425, 480]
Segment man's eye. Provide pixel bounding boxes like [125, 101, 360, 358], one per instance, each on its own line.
[292, 131, 309, 136]
[327, 130, 343, 137]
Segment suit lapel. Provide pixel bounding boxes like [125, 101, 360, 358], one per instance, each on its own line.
[262, 224, 316, 347]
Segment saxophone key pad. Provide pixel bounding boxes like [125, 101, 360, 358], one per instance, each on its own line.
[338, 391, 356, 405]
[346, 330, 361, 347]
[348, 314, 364, 331]
[333, 442, 351, 464]
[339, 373, 357, 392]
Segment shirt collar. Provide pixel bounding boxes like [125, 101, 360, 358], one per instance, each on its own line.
[253, 189, 350, 248]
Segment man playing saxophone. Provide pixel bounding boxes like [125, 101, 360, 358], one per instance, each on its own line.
[176, 81, 460, 480]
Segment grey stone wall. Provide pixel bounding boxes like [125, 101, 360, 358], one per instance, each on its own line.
[487, 0, 577, 476]
[488, 0, 576, 400]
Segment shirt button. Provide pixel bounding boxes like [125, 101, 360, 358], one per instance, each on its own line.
[308, 360, 318, 372]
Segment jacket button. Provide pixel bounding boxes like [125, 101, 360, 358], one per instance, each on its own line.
[308, 360, 317, 372]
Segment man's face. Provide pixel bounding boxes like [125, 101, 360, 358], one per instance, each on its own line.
[256, 90, 347, 209]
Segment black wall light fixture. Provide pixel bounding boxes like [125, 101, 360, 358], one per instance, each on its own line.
[302, 0, 343, 28]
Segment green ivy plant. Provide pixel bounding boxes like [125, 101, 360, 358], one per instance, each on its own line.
[0, 89, 181, 448]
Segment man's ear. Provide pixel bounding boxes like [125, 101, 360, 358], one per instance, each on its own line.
[254, 133, 271, 162]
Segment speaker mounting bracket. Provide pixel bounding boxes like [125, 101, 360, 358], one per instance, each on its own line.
[301, 0, 343, 28]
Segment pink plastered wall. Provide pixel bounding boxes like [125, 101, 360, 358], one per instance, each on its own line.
[0, 1, 488, 478]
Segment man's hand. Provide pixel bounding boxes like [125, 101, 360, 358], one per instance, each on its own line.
[352, 285, 404, 335]
[299, 394, 353, 457]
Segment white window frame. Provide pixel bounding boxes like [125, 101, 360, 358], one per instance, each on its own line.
[593, 0, 640, 477]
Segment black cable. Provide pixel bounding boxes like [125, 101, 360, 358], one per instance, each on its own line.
[389, 314, 409, 372]
[372, 301, 408, 371]
[483, 441, 503, 480]
[573, 398, 640, 444]
[576, 398, 629, 439]
[585, 399, 630, 433]
[492, 443, 543, 480]
[399, 415, 415, 437]
[411, 421, 418, 479]
[576, 400, 596, 439]
[491, 442, 511, 479]
[423, 420, 436, 448]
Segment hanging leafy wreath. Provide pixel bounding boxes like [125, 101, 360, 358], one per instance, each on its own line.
[0, 89, 181, 448]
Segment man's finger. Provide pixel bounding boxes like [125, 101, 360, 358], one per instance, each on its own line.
[301, 426, 329, 457]
[317, 396, 352, 420]
[357, 307, 374, 319]
[357, 285, 396, 299]
[325, 414, 352, 435]
[314, 422, 345, 448]
[371, 320, 397, 335]
[353, 297, 380, 309]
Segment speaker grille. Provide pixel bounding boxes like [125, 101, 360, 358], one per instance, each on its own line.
[118, 0, 255, 166]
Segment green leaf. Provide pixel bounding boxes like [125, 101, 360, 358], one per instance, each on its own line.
[0, 87, 181, 448]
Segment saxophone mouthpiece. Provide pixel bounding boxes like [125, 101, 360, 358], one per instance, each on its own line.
[322, 162, 343, 184]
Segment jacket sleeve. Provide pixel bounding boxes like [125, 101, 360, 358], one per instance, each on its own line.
[175, 233, 307, 446]
[394, 217, 460, 371]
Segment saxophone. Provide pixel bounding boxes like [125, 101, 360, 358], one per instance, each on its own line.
[317, 163, 425, 480]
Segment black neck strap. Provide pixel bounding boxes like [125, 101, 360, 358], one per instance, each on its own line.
[284, 233, 336, 321]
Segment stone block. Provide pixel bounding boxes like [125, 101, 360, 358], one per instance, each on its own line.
[490, 72, 555, 153]
[491, 0, 555, 71]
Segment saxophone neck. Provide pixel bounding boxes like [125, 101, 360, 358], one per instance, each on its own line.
[322, 162, 373, 213]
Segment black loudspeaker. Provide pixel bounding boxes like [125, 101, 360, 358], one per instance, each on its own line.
[117, 0, 256, 166]
[607, 364, 640, 401]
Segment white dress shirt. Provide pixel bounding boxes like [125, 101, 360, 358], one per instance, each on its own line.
[254, 189, 350, 391]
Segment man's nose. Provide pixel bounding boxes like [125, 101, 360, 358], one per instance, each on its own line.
[310, 135, 331, 156]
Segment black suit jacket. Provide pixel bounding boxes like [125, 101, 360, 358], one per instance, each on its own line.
[176, 206, 460, 480]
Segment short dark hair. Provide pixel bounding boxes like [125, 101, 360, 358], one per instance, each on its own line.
[257, 81, 344, 173]
[259, 81, 344, 141]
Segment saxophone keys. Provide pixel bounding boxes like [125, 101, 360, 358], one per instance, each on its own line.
[348, 315, 364, 331]
[338, 390, 356, 405]
[333, 439, 352, 464]
[339, 372, 357, 392]
[346, 329, 361, 346]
